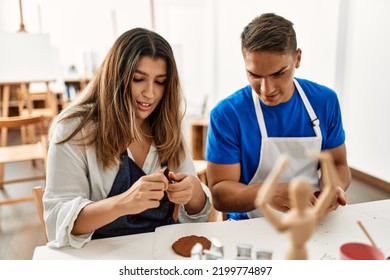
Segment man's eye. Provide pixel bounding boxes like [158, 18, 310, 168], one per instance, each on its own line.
[274, 71, 285, 77]
[248, 73, 261, 79]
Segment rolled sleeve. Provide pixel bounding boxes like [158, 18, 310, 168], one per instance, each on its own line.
[178, 182, 212, 223]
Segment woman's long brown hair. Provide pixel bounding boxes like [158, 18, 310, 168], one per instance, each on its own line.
[50, 28, 185, 169]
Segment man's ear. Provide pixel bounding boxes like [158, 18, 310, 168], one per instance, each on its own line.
[295, 48, 302, 68]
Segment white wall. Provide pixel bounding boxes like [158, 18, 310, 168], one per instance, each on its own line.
[154, 0, 214, 117]
[341, 0, 390, 181]
[210, 0, 340, 105]
[0, 0, 389, 181]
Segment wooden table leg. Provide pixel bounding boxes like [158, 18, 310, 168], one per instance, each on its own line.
[1, 85, 10, 145]
[0, 85, 10, 190]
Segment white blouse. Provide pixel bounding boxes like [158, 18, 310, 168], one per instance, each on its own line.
[43, 118, 211, 248]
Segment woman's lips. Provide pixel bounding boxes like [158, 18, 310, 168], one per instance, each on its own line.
[137, 101, 152, 111]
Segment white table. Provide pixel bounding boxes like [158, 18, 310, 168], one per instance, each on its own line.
[33, 199, 390, 260]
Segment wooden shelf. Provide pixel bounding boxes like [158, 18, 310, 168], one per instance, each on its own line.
[190, 119, 208, 160]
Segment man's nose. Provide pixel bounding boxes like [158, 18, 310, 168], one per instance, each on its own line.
[260, 78, 274, 95]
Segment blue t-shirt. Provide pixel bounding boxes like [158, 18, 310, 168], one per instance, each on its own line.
[205, 78, 345, 219]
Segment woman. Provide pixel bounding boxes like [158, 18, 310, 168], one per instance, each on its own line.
[44, 28, 211, 248]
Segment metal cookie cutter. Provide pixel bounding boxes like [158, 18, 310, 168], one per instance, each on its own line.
[255, 249, 273, 260]
[236, 243, 253, 259]
[210, 237, 224, 258]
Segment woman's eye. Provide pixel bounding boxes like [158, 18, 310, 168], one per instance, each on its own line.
[155, 80, 166, 85]
[133, 77, 143, 83]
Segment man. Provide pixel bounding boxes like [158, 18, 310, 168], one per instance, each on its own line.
[205, 13, 351, 219]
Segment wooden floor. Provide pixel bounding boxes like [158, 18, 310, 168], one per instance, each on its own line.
[1, 129, 390, 259]
[0, 129, 47, 260]
[0, 162, 46, 260]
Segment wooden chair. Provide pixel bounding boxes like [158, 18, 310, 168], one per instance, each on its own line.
[0, 115, 47, 205]
[17, 81, 58, 136]
[32, 185, 48, 242]
[194, 159, 208, 185]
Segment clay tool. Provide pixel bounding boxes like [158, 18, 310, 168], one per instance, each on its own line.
[356, 220, 378, 248]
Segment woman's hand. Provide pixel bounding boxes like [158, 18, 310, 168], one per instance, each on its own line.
[165, 172, 206, 215]
[72, 172, 169, 235]
[118, 172, 168, 215]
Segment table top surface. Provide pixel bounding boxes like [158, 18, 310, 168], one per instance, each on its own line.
[33, 199, 390, 260]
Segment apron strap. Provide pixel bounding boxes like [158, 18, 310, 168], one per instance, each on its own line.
[252, 89, 268, 138]
[293, 79, 322, 137]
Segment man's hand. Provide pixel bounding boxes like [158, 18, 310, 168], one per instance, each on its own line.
[267, 182, 292, 212]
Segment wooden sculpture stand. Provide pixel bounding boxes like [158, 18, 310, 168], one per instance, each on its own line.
[255, 152, 340, 260]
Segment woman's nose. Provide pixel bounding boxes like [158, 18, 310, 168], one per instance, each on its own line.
[142, 82, 154, 98]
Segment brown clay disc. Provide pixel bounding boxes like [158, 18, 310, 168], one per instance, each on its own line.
[172, 235, 211, 257]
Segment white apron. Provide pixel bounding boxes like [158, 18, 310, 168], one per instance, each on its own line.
[247, 79, 322, 218]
